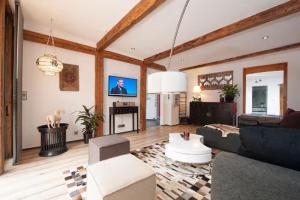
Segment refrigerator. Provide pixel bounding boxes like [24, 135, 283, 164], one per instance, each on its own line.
[160, 94, 180, 126]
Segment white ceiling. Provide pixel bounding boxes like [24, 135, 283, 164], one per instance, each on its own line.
[20, 0, 140, 47]
[157, 12, 300, 70]
[19, 0, 300, 70]
[108, 0, 287, 58]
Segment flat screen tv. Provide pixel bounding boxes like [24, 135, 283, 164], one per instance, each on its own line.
[108, 75, 137, 97]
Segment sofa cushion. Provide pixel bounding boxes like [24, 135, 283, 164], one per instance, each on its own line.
[238, 114, 281, 128]
[280, 108, 300, 129]
[238, 127, 300, 171]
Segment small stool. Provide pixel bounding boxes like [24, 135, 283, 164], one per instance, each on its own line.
[87, 154, 156, 200]
[88, 135, 130, 164]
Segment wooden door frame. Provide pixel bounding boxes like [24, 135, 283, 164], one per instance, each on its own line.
[0, 0, 6, 175]
[243, 62, 288, 114]
[4, 4, 13, 159]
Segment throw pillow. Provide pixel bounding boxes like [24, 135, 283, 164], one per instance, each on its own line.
[280, 108, 300, 129]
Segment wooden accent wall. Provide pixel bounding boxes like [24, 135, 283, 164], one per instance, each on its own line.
[95, 51, 104, 137]
[0, 0, 5, 175]
[243, 63, 288, 114]
[140, 63, 147, 131]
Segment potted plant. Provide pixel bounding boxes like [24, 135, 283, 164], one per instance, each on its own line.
[220, 84, 240, 103]
[75, 105, 104, 144]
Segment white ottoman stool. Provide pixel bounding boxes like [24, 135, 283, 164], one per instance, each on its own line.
[87, 154, 156, 200]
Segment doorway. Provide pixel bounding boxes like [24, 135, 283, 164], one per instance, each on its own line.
[146, 94, 160, 128]
[243, 63, 287, 116]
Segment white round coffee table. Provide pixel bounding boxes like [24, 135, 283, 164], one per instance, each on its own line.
[165, 133, 212, 177]
[165, 133, 212, 164]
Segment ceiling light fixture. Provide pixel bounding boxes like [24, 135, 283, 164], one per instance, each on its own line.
[36, 18, 63, 76]
[148, 0, 190, 94]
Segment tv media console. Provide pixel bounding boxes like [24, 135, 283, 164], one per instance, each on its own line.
[109, 106, 139, 135]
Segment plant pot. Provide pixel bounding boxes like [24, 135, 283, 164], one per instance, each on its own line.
[83, 132, 93, 144]
[225, 96, 234, 103]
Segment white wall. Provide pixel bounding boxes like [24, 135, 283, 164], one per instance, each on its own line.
[22, 41, 95, 149]
[103, 59, 140, 135]
[185, 49, 300, 116]
[146, 68, 161, 120]
[146, 94, 158, 120]
[246, 72, 283, 115]
[22, 42, 143, 148]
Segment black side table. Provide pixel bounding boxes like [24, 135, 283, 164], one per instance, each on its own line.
[37, 123, 68, 157]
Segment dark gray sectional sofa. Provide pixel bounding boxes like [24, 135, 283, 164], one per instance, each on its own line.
[210, 126, 300, 200]
[212, 152, 300, 200]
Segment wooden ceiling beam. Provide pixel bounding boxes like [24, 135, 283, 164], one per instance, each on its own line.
[143, 61, 166, 71]
[23, 30, 166, 71]
[103, 50, 141, 65]
[23, 30, 96, 55]
[145, 0, 300, 62]
[102, 51, 166, 70]
[180, 42, 300, 71]
[96, 0, 166, 50]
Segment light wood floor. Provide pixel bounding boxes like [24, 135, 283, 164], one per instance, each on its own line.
[0, 125, 198, 200]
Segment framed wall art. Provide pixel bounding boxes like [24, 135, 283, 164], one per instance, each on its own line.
[59, 64, 79, 91]
[198, 71, 233, 90]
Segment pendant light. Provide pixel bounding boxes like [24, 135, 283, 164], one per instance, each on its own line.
[36, 18, 63, 76]
[148, 0, 190, 94]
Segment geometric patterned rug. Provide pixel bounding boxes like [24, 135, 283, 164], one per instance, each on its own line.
[63, 141, 214, 200]
[63, 165, 87, 200]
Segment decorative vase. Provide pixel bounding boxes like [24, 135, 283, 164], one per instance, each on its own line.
[225, 96, 234, 103]
[183, 132, 190, 140]
[83, 131, 93, 144]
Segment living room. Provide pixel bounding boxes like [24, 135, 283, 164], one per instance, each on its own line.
[1, 0, 300, 200]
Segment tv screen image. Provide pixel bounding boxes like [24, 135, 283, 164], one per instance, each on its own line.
[108, 75, 137, 97]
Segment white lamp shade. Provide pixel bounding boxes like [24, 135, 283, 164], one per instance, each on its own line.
[147, 72, 162, 93]
[147, 71, 187, 93]
[36, 54, 63, 76]
[193, 85, 201, 93]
